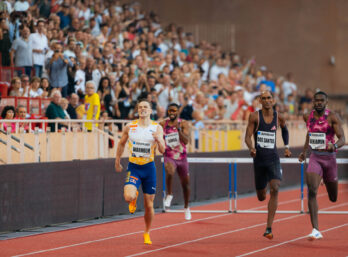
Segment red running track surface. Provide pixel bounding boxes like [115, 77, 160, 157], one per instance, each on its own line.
[0, 184, 348, 257]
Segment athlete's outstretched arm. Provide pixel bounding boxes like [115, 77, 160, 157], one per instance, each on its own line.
[329, 112, 346, 151]
[115, 124, 130, 172]
[245, 112, 257, 158]
[278, 113, 291, 157]
[153, 125, 166, 154]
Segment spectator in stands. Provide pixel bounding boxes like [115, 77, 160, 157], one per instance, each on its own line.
[59, 97, 70, 119]
[180, 94, 194, 121]
[223, 91, 239, 120]
[0, 18, 12, 66]
[40, 77, 51, 97]
[14, 0, 30, 12]
[285, 93, 296, 119]
[10, 25, 33, 78]
[21, 74, 30, 91]
[97, 76, 113, 117]
[1, 105, 16, 132]
[155, 74, 173, 110]
[46, 42, 73, 97]
[45, 90, 68, 132]
[25, 76, 43, 97]
[30, 18, 48, 77]
[257, 70, 276, 93]
[84, 81, 100, 131]
[299, 88, 314, 115]
[9, 76, 23, 96]
[244, 96, 261, 121]
[63, 39, 76, 59]
[56, 4, 71, 30]
[192, 110, 204, 150]
[15, 105, 30, 131]
[74, 57, 86, 95]
[209, 58, 229, 82]
[67, 93, 84, 120]
[282, 72, 297, 101]
[115, 73, 132, 119]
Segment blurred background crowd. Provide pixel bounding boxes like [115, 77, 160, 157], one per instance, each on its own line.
[0, 0, 326, 131]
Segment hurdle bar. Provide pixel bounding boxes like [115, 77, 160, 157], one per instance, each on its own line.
[161, 157, 348, 214]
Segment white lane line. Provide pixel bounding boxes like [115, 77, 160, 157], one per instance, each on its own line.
[11, 214, 230, 257]
[249, 188, 348, 211]
[236, 223, 348, 257]
[124, 202, 348, 257]
[11, 189, 347, 257]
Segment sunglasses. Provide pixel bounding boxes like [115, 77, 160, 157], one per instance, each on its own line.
[261, 96, 272, 100]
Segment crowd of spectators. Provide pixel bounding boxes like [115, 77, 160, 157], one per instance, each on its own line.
[0, 0, 315, 133]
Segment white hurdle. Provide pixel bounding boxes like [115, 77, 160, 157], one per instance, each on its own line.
[161, 157, 348, 214]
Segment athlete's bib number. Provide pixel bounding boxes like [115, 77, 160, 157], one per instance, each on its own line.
[257, 131, 276, 149]
[309, 133, 326, 149]
[132, 141, 151, 157]
[165, 132, 180, 148]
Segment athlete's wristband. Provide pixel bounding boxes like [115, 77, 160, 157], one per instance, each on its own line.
[334, 143, 338, 150]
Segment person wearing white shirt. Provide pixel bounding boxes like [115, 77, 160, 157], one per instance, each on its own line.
[63, 39, 76, 59]
[30, 19, 48, 78]
[282, 72, 297, 100]
[154, 75, 174, 109]
[74, 58, 86, 94]
[14, 0, 29, 12]
[156, 37, 169, 56]
[209, 58, 229, 82]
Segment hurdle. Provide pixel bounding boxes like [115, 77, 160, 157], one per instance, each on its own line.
[161, 157, 348, 214]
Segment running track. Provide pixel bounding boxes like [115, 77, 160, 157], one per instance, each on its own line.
[0, 184, 347, 257]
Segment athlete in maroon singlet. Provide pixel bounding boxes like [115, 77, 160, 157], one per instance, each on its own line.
[299, 91, 345, 240]
[160, 103, 191, 220]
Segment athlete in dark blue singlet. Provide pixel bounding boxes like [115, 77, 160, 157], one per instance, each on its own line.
[245, 91, 291, 239]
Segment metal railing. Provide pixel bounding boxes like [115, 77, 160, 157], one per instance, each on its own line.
[0, 119, 347, 164]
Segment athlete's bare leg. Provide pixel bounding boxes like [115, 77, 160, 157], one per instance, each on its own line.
[306, 172, 322, 229]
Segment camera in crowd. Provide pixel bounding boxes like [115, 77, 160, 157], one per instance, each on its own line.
[11, 11, 27, 21]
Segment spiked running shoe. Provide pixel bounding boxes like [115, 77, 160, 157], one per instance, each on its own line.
[308, 228, 323, 241]
[143, 232, 152, 245]
[263, 228, 273, 240]
[129, 191, 138, 214]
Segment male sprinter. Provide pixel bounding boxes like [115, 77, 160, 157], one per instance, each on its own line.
[115, 99, 165, 245]
[160, 103, 191, 220]
[245, 90, 291, 239]
[299, 91, 345, 240]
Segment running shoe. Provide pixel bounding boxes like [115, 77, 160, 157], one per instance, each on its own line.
[143, 232, 152, 245]
[184, 208, 192, 220]
[164, 194, 173, 208]
[263, 228, 273, 239]
[129, 191, 138, 214]
[308, 228, 323, 241]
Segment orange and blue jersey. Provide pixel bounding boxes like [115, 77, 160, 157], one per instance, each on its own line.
[128, 119, 158, 165]
[125, 119, 158, 195]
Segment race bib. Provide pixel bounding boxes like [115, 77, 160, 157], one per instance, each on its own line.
[309, 132, 326, 149]
[165, 132, 180, 148]
[132, 141, 151, 157]
[257, 131, 276, 149]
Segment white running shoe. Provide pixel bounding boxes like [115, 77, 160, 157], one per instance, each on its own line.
[184, 208, 192, 220]
[164, 194, 173, 208]
[308, 228, 323, 241]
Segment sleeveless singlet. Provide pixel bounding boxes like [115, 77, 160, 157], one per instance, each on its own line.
[254, 110, 279, 162]
[128, 120, 158, 165]
[306, 109, 335, 150]
[163, 119, 187, 160]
